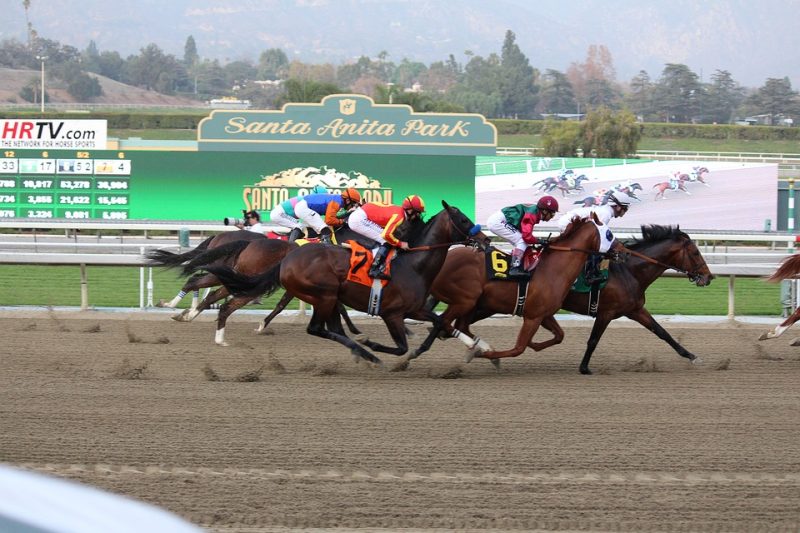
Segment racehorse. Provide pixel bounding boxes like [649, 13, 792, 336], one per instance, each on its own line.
[411, 215, 602, 364]
[683, 166, 711, 187]
[652, 178, 690, 200]
[610, 182, 642, 201]
[553, 174, 589, 197]
[146, 230, 266, 312]
[202, 202, 490, 365]
[175, 223, 378, 345]
[416, 225, 714, 374]
[759, 254, 800, 345]
[533, 177, 560, 193]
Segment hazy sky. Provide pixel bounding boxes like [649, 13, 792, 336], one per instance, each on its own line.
[2, 0, 799, 88]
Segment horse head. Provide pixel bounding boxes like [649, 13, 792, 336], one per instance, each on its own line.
[441, 200, 491, 250]
[636, 225, 714, 287]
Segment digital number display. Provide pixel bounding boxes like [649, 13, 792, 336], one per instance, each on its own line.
[1, 154, 131, 219]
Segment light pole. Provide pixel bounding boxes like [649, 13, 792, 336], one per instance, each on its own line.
[35, 55, 47, 113]
[386, 82, 395, 104]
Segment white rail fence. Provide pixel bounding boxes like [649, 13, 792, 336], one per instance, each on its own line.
[1, 222, 797, 318]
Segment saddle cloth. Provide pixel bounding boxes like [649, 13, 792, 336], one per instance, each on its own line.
[345, 240, 392, 287]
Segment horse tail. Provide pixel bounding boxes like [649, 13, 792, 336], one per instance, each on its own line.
[202, 263, 283, 299]
[180, 239, 252, 276]
[766, 254, 800, 282]
[145, 235, 215, 269]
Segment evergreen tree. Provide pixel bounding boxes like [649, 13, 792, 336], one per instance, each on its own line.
[498, 30, 537, 118]
[654, 63, 701, 123]
[257, 48, 289, 80]
[183, 36, 199, 67]
[704, 70, 744, 124]
[536, 69, 576, 115]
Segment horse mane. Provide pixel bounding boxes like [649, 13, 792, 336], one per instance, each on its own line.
[625, 225, 689, 250]
[767, 254, 800, 282]
[550, 215, 590, 244]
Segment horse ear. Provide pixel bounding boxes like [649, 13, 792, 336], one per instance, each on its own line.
[590, 210, 601, 225]
[441, 200, 450, 210]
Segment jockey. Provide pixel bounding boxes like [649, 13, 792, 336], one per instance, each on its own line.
[557, 190, 633, 283]
[235, 210, 266, 234]
[347, 195, 426, 280]
[486, 195, 559, 278]
[294, 188, 363, 244]
[269, 184, 328, 241]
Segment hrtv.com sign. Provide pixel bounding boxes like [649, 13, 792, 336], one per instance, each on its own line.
[0, 119, 107, 149]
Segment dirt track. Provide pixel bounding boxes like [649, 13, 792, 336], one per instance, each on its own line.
[2, 311, 800, 532]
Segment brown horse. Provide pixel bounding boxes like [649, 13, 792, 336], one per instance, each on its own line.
[202, 201, 490, 364]
[653, 179, 690, 200]
[174, 223, 380, 345]
[417, 224, 714, 373]
[759, 254, 800, 345]
[147, 230, 266, 313]
[425, 215, 602, 363]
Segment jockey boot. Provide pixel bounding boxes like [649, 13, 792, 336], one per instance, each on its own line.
[369, 243, 392, 280]
[287, 227, 304, 242]
[583, 254, 603, 284]
[508, 248, 527, 278]
[319, 227, 332, 244]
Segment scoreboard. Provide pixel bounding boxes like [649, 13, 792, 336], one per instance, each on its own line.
[0, 151, 130, 220]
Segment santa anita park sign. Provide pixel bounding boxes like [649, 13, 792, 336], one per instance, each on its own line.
[0, 95, 496, 222]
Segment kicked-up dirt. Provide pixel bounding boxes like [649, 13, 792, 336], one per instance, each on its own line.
[1, 310, 799, 532]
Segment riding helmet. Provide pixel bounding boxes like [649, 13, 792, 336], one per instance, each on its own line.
[311, 184, 328, 194]
[607, 191, 634, 207]
[343, 188, 362, 204]
[536, 195, 559, 212]
[402, 195, 426, 213]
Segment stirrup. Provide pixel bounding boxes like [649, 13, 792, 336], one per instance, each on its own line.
[369, 267, 390, 280]
[508, 267, 528, 278]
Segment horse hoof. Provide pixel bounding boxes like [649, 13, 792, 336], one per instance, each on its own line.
[390, 359, 410, 372]
[691, 357, 703, 365]
[170, 312, 187, 322]
[757, 332, 770, 341]
[215, 341, 229, 347]
[790, 338, 800, 347]
[354, 333, 369, 343]
[579, 367, 592, 375]
[489, 358, 501, 371]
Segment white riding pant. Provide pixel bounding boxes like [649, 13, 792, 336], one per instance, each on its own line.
[486, 211, 527, 252]
[294, 200, 327, 233]
[269, 205, 304, 230]
[347, 207, 386, 245]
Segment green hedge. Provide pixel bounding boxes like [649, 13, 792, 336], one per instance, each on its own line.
[0, 111, 207, 129]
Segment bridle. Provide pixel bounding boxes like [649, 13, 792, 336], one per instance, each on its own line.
[405, 208, 485, 252]
[618, 238, 706, 283]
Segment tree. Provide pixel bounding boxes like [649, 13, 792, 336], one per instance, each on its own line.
[183, 36, 199, 67]
[580, 107, 641, 158]
[541, 119, 582, 157]
[67, 72, 102, 100]
[625, 70, 654, 121]
[498, 30, 537, 118]
[584, 78, 621, 109]
[277, 78, 343, 105]
[567, 45, 618, 113]
[704, 70, 745, 124]
[536, 69, 576, 115]
[749, 77, 798, 123]
[124, 43, 185, 94]
[654, 63, 702, 123]
[257, 48, 289, 80]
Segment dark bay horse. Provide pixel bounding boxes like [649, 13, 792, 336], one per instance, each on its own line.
[146, 230, 266, 312]
[174, 224, 379, 345]
[418, 224, 714, 373]
[203, 201, 489, 364]
[414, 215, 602, 364]
[759, 254, 800, 345]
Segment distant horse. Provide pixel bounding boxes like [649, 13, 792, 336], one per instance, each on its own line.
[553, 174, 589, 197]
[759, 254, 800, 345]
[533, 176, 560, 193]
[683, 166, 711, 187]
[411, 215, 602, 364]
[417, 225, 714, 374]
[147, 230, 266, 312]
[202, 202, 490, 365]
[574, 196, 601, 207]
[653, 179, 690, 200]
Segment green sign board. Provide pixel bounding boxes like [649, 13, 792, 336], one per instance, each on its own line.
[2, 95, 495, 222]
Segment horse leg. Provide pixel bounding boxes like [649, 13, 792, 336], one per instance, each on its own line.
[159, 273, 209, 308]
[759, 306, 800, 340]
[357, 312, 410, 356]
[213, 294, 253, 346]
[625, 308, 700, 366]
[469, 316, 543, 361]
[304, 305, 382, 365]
[256, 290, 294, 334]
[339, 303, 362, 335]
[528, 314, 564, 351]
[175, 286, 229, 322]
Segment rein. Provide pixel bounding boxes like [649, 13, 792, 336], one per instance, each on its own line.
[407, 240, 470, 252]
[546, 244, 600, 255]
[617, 243, 703, 281]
